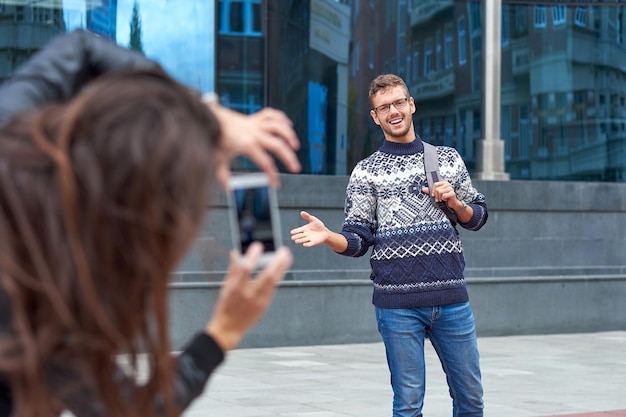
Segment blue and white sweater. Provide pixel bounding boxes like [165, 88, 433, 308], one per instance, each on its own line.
[338, 139, 488, 309]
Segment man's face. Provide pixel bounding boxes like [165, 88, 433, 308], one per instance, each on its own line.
[369, 86, 416, 142]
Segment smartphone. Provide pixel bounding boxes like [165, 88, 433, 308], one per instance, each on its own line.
[226, 173, 282, 267]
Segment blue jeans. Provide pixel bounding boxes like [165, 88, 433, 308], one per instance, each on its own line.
[375, 302, 484, 417]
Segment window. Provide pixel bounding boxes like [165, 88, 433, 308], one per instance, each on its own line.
[473, 110, 481, 135]
[444, 116, 454, 147]
[519, 105, 530, 159]
[574, 91, 589, 146]
[351, 43, 360, 76]
[552, 5, 566, 25]
[435, 31, 442, 72]
[406, 55, 411, 84]
[424, 39, 433, 75]
[470, 2, 481, 34]
[557, 93, 568, 154]
[352, 0, 359, 26]
[458, 17, 466, 65]
[229, 2, 244, 32]
[535, 5, 546, 28]
[412, 42, 419, 80]
[458, 111, 466, 157]
[423, 117, 431, 140]
[369, 37, 375, 70]
[444, 24, 453, 68]
[434, 117, 442, 144]
[502, 106, 511, 160]
[385, 0, 393, 29]
[470, 2, 482, 54]
[609, 10, 622, 43]
[472, 53, 481, 94]
[514, 5, 528, 37]
[15, 6, 24, 21]
[593, 5, 600, 33]
[397, 0, 407, 75]
[575, 6, 587, 27]
[502, 5, 510, 47]
[219, 0, 262, 36]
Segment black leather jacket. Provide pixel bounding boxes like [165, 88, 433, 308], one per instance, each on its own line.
[0, 29, 155, 127]
[0, 30, 224, 416]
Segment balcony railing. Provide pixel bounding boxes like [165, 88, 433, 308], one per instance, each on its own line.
[410, 69, 455, 100]
[0, 22, 63, 51]
[511, 38, 529, 76]
[410, 0, 454, 27]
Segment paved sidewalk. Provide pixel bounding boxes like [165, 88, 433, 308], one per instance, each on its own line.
[182, 331, 626, 417]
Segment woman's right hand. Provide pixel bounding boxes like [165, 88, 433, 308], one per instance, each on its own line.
[205, 242, 292, 351]
[207, 104, 301, 189]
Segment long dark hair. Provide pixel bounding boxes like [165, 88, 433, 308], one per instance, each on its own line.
[0, 69, 220, 417]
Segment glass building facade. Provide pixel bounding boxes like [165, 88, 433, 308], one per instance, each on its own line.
[1, 0, 625, 181]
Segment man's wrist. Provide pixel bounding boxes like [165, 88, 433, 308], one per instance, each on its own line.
[452, 200, 467, 214]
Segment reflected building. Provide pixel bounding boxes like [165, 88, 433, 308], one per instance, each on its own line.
[1, 0, 626, 181]
[502, 3, 626, 181]
[87, 0, 117, 40]
[265, 0, 350, 175]
[0, 3, 66, 83]
[408, 1, 480, 167]
[349, 0, 626, 181]
[217, 0, 263, 115]
[219, 0, 350, 175]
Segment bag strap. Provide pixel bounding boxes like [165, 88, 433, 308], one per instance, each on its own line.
[422, 141, 458, 227]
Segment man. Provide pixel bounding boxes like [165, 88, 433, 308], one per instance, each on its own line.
[290, 73, 487, 417]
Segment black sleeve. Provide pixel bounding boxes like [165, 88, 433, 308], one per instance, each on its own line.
[0, 29, 161, 128]
[55, 333, 225, 417]
[171, 333, 225, 409]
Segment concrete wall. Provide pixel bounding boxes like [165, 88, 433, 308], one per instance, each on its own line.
[169, 175, 626, 349]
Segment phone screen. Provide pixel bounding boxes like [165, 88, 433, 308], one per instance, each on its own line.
[232, 184, 277, 254]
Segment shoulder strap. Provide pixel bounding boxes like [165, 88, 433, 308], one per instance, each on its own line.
[423, 141, 439, 195]
[422, 141, 458, 227]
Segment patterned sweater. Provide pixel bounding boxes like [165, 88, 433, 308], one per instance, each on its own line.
[338, 139, 488, 309]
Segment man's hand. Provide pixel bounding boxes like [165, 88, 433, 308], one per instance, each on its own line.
[290, 211, 330, 248]
[422, 180, 462, 209]
[422, 181, 472, 222]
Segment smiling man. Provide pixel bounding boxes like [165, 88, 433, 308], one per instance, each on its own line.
[291, 74, 488, 417]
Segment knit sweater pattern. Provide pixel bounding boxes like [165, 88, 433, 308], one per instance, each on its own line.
[338, 139, 488, 309]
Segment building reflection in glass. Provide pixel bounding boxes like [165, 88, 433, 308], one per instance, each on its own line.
[350, 0, 626, 181]
[2, 0, 626, 181]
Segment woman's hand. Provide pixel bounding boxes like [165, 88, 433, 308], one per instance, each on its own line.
[205, 242, 293, 351]
[209, 104, 301, 188]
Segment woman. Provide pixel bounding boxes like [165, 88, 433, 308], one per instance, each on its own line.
[0, 31, 300, 417]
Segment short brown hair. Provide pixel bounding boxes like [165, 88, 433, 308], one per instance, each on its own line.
[368, 74, 410, 107]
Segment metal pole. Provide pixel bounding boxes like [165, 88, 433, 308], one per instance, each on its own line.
[475, 0, 510, 180]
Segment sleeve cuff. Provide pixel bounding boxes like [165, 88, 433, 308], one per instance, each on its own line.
[181, 332, 225, 375]
[338, 231, 361, 256]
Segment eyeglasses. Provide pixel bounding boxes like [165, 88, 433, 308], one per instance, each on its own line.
[373, 97, 410, 114]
